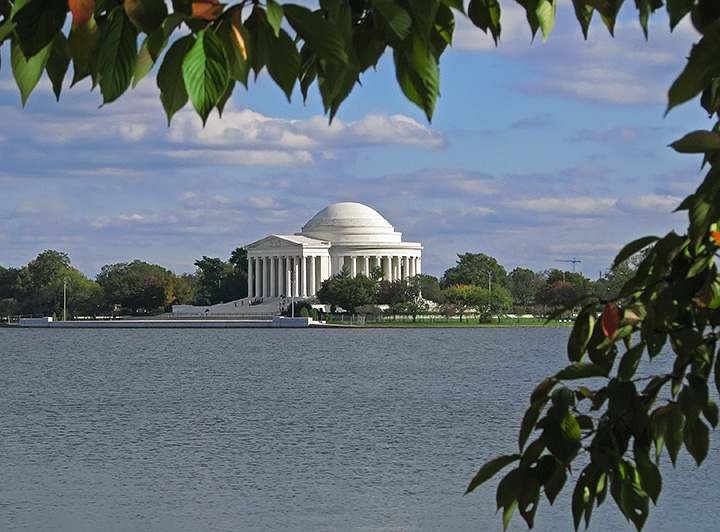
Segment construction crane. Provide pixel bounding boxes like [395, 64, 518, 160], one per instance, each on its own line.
[555, 257, 582, 273]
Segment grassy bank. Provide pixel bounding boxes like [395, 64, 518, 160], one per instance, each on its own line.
[324, 316, 573, 327]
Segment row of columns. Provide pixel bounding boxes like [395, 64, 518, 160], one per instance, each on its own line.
[334, 255, 421, 282]
[248, 254, 422, 299]
[248, 255, 329, 299]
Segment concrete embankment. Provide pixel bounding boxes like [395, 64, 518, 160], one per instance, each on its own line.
[18, 317, 319, 328]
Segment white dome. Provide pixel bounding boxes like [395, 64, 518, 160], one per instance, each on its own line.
[299, 202, 402, 243]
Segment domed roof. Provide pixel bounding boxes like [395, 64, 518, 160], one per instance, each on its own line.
[304, 202, 393, 229]
[299, 202, 402, 244]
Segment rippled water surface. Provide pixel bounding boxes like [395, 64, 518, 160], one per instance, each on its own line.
[1, 327, 718, 531]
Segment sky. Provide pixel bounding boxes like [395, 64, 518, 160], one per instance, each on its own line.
[0, 2, 713, 281]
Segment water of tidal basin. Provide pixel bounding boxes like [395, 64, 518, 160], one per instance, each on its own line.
[1, 327, 718, 532]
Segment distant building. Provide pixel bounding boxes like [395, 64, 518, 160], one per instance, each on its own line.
[245, 202, 423, 299]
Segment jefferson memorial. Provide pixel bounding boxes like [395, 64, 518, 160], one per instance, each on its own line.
[245, 202, 423, 299]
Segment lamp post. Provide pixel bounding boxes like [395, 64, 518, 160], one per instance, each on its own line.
[486, 270, 492, 293]
[291, 271, 295, 318]
[63, 277, 67, 321]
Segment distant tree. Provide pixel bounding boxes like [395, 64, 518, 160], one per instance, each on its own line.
[593, 250, 648, 302]
[535, 281, 589, 310]
[507, 267, 542, 309]
[545, 269, 592, 290]
[0, 266, 21, 316]
[441, 253, 507, 290]
[317, 272, 377, 313]
[11, 250, 104, 317]
[370, 266, 385, 281]
[443, 284, 486, 323]
[193, 253, 247, 304]
[97, 260, 182, 313]
[414, 274, 444, 304]
[480, 286, 514, 323]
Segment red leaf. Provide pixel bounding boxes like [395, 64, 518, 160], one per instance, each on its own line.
[601, 304, 620, 340]
[712, 231, 720, 246]
[69, 0, 95, 27]
[192, 1, 226, 20]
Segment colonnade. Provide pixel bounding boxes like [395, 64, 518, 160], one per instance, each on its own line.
[248, 253, 422, 299]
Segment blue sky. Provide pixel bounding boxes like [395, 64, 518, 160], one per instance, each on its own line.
[0, 3, 712, 280]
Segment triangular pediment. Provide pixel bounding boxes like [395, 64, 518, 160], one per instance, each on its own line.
[245, 234, 329, 250]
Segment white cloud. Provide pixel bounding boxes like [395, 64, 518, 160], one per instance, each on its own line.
[616, 194, 682, 213]
[164, 148, 317, 166]
[503, 196, 617, 215]
[168, 109, 444, 150]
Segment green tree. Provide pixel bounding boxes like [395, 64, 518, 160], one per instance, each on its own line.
[0, 265, 21, 316]
[441, 253, 507, 290]
[442, 284, 486, 323]
[484, 285, 513, 323]
[507, 267, 541, 310]
[97, 259, 182, 313]
[11, 250, 104, 317]
[317, 270, 377, 313]
[535, 281, 589, 310]
[414, 273, 444, 304]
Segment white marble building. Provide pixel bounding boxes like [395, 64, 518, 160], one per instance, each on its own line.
[245, 202, 423, 299]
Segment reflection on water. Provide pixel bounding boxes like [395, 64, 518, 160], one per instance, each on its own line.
[1, 327, 717, 532]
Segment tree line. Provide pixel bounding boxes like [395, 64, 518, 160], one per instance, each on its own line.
[0, 248, 249, 318]
[1, 249, 639, 321]
[314, 251, 642, 322]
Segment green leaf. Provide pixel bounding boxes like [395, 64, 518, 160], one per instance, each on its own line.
[216, 78, 235, 117]
[96, 7, 139, 104]
[373, 0, 413, 42]
[702, 398, 718, 428]
[266, 0, 284, 38]
[670, 129, 720, 153]
[612, 235, 659, 269]
[668, 35, 720, 113]
[684, 417, 709, 465]
[393, 33, 440, 121]
[554, 362, 608, 380]
[318, 60, 359, 121]
[215, 18, 251, 86]
[12, 0, 66, 57]
[543, 462, 566, 504]
[133, 37, 154, 88]
[267, 29, 300, 101]
[667, 0, 694, 30]
[467, 0, 501, 43]
[68, 16, 101, 86]
[536, 0, 556, 41]
[666, 404, 684, 466]
[283, 4, 349, 65]
[465, 454, 520, 494]
[567, 305, 595, 362]
[543, 412, 581, 464]
[182, 27, 229, 124]
[45, 32, 70, 101]
[519, 399, 547, 451]
[147, 11, 186, 61]
[10, 36, 50, 106]
[496, 468, 524, 530]
[636, 454, 662, 504]
[571, 0, 593, 38]
[157, 34, 194, 124]
[617, 343, 645, 381]
[0, 16, 15, 46]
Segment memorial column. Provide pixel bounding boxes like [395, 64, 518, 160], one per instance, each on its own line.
[248, 257, 254, 298]
[254, 257, 261, 298]
[308, 256, 316, 296]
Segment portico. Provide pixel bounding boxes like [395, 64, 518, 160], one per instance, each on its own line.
[245, 202, 423, 299]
